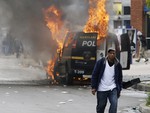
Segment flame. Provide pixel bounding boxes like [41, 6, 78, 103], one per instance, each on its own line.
[43, 5, 68, 79]
[43, 5, 68, 50]
[44, 0, 109, 80]
[46, 57, 56, 80]
[83, 0, 109, 39]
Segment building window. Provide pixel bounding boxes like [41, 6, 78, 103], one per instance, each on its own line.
[123, 6, 130, 15]
[113, 2, 122, 15]
[114, 20, 122, 29]
[124, 20, 131, 28]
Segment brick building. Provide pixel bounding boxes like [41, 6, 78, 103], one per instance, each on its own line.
[131, 0, 146, 33]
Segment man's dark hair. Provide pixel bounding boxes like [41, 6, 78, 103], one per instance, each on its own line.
[108, 47, 115, 53]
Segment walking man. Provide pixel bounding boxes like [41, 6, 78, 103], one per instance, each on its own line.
[136, 31, 149, 62]
[91, 47, 123, 113]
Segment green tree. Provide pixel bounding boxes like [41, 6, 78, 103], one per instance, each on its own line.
[146, 0, 150, 8]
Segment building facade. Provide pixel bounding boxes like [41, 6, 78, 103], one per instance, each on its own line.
[107, 0, 150, 49]
[131, 0, 150, 49]
[106, 0, 131, 31]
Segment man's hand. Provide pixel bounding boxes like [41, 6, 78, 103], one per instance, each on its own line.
[91, 89, 96, 95]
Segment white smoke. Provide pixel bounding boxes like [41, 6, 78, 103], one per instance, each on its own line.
[61, 0, 88, 31]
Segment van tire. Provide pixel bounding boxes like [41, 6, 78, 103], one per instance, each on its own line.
[65, 72, 73, 85]
[61, 72, 73, 85]
[62, 62, 73, 85]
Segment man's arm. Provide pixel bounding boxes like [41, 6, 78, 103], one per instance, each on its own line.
[91, 59, 103, 95]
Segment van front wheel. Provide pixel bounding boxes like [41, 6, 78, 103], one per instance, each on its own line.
[62, 73, 73, 85]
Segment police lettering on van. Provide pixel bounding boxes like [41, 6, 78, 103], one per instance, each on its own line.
[82, 41, 96, 47]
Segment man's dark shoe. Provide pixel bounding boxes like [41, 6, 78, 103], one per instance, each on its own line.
[135, 59, 140, 62]
[145, 59, 149, 62]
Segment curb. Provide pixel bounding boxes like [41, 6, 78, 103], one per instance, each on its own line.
[0, 79, 51, 86]
[139, 103, 150, 113]
[132, 83, 150, 92]
[132, 83, 150, 113]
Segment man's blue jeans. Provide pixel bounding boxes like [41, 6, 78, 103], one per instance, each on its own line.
[96, 88, 118, 113]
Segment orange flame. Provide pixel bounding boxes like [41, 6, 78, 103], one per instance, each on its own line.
[46, 57, 56, 80]
[44, 0, 109, 80]
[83, 0, 109, 39]
[43, 5, 68, 79]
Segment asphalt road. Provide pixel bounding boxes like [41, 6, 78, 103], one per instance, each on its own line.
[0, 85, 147, 113]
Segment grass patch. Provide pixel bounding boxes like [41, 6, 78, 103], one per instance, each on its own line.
[146, 92, 150, 107]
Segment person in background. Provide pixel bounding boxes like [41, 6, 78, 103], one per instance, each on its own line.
[136, 31, 149, 62]
[91, 47, 123, 113]
[14, 38, 24, 58]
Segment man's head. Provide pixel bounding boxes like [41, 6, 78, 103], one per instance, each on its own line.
[127, 30, 133, 36]
[137, 31, 142, 36]
[107, 47, 116, 61]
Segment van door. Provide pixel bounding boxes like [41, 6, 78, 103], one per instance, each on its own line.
[96, 32, 131, 70]
[120, 33, 131, 69]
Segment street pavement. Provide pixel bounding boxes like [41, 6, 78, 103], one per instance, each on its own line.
[0, 85, 147, 113]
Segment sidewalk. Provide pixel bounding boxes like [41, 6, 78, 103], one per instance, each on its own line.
[0, 55, 49, 85]
[123, 58, 150, 113]
[123, 58, 150, 82]
[123, 58, 150, 92]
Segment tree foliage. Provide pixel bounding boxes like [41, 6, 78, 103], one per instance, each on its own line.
[146, 0, 150, 8]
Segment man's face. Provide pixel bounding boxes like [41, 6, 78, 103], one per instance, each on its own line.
[108, 50, 116, 61]
[128, 31, 132, 36]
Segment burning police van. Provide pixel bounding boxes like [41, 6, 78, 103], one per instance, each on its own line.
[53, 32, 131, 85]
[54, 32, 97, 84]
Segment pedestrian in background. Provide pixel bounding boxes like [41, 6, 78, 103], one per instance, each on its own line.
[91, 47, 123, 113]
[136, 31, 149, 62]
[14, 38, 24, 58]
